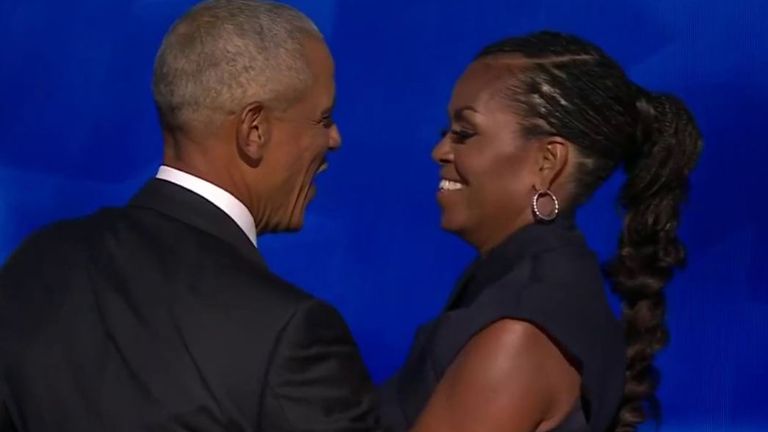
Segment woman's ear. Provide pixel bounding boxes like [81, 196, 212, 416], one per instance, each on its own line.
[534, 137, 570, 191]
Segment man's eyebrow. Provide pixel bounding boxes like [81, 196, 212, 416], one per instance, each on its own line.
[320, 99, 336, 116]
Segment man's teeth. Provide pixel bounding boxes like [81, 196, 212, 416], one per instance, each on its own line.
[317, 163, 328, 173]
[439, 179, 464, 191]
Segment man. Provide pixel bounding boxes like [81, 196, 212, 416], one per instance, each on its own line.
[0, 1, 381, 430]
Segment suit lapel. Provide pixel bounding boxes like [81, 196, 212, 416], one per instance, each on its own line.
[128, 179, 266, 268]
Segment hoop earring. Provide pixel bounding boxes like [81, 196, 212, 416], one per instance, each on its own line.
[532, 189, 559, 222]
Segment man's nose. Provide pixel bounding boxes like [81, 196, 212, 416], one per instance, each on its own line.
[329, 124, 341, 150]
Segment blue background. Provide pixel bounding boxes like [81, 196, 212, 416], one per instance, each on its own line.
[1, 0, 766, 430]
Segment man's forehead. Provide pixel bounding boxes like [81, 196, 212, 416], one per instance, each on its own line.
[302, 36, 334, 73]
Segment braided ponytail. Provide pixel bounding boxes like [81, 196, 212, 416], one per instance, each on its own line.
[607, 93, 702, 430]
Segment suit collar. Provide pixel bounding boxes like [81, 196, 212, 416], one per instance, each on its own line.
[155, 165, 257, 247]
[129, 178, 266, 267]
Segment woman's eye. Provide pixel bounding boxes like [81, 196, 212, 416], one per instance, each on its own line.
[439, 128, 475, 142]
[450, 129, 475, 142]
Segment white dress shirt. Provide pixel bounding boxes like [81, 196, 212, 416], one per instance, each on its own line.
[156, 165, 257, 247]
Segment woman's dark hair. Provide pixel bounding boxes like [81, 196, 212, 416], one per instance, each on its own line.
[476, 31, 701, 431]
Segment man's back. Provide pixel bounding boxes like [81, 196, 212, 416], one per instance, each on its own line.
[0, 180, 379, 431]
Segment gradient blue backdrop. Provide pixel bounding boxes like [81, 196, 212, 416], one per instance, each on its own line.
[1, 0, 766, 430]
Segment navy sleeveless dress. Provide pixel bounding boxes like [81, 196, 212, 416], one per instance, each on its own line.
[379, 217, 626, 432]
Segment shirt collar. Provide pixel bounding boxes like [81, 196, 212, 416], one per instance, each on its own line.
[155, 165, 257, 247]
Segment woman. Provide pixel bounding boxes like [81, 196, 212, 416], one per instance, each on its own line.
[380, 31, 701, 432]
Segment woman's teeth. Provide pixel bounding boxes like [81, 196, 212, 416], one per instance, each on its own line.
[439, 179, 464, 191]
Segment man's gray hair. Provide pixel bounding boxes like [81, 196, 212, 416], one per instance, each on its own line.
[152, 0, 322, 131]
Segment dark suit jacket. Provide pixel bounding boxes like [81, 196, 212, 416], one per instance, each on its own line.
[0, 179, 380, 432]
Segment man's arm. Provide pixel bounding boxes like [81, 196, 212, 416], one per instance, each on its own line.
[261, 299, 382, 432]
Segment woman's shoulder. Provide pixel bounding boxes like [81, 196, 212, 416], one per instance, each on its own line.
[432, 249, 620, 358]
[480, 240, 622, 351]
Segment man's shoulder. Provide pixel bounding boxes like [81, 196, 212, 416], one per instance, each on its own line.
[4, 209, 117, 264]
[201, 253, 318, 315]
[3, 205, 321, 318]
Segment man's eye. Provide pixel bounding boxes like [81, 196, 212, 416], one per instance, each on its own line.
[319, 115, 334, 128]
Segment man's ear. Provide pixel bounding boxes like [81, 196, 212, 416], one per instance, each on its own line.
[534, 137, 570, 191]
[237, 101, 269, 166]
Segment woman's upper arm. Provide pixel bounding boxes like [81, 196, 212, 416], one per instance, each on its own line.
[411, 319, 581, 432]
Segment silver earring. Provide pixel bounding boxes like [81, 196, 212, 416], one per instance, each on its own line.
[532, 188, 559, 222]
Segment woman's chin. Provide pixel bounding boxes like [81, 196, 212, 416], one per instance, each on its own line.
[439, 212, 466, 234]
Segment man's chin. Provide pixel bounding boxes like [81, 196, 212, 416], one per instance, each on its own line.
[261, 212, 305, 233]
[288, 188, 315, 230]
[283, 221, 304, 232]
[275, 189, 314, 232]
[283, 208, 307, 232]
